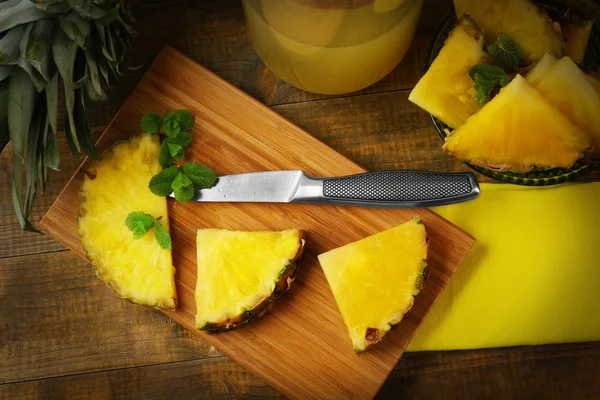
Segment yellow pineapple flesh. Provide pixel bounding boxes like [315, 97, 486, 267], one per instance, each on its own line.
[409, 16, 489, 129]
[195, 229, 305, 332]
[454, 0, 564, 64]
[318, 217, 428, 352]
[78, 133, 177, 308]
[525, 56, 599, 150]
[443, 75, 588, 171]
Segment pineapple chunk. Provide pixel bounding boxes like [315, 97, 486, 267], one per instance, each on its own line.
[526, 56, 600, 149]
[78, 133, 177, 308]
[443, 75, 589, 171]
[409, 17, 489, 129]
[195, 229, 305, 332]
[318, 218, 428, 352]
[563, 19, 595, 64]
[454, 0, 564, 64]
[525, 53, 557, 86]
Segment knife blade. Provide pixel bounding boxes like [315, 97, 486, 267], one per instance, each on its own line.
[169, 170, 480, 208]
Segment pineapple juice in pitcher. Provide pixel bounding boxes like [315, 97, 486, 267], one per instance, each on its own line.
[242, 0, 424, 94]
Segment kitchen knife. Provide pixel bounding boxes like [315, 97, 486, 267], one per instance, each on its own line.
[169, 170, 480, 208]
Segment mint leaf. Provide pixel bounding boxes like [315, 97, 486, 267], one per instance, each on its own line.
[154, 218, 172, 250]
[166, 132, 193, 149]
[486, 33, 525, 70]
[149, 165, 180, 196]
[140, 113, 162, 133]
[125, 211, 155, 239]
[163, 118, 181, 137]
[469, 64, 511, 105]
[182, 162, 216, 190]
[167, 142, 184, 160]
[171, 170, 195, 202]
[164, 110, 194, 131]
[158, 140, 174, 168]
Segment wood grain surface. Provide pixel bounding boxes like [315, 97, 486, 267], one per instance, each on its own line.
[2, 0, 599, 398]
[40, 46, 474, 399]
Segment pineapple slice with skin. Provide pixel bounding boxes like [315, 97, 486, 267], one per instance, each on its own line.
[443, 75, 589, 171]
[195, 229, 306, 332]
[526, 56, 600, 150]
[78, 133, 177, 308]
[318, 217, 428, 352]
[409, 16, 489, 129]
[454, 0, 563, 64]
[562, 18, 595, 64]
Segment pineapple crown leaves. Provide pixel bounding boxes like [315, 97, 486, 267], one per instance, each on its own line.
[143, 110, 217, 202]
[125, 211, 172, 250]
[0, 0, 136, 232]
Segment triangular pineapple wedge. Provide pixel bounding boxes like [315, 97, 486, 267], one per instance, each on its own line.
[78, 133, 177, 308]
[318, 218, 428, 352]
[409, 16, 489, 129]
[195, 229, 306, 332]
[454, 0, 563, 64]
[443, 75, 589, 171]
[526, 56, 600, 149]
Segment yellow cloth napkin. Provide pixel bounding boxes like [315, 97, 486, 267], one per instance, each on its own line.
[408, 182, 600, 351]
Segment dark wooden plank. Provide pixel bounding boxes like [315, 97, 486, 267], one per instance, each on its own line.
[0, 251, 219, 383]
[2, 343, 598, 399]
[380, 343, 600, 399]
[0, 358, 283, 400]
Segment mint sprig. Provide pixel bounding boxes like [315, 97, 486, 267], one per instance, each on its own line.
[141, 109, 217, 202]
[469, 64, 511, 105]
[486, 33, 525, 70]
[125, 211, 172, 250]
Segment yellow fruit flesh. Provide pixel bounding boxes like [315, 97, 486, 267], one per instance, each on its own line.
[443, 75, 587, 171]
[318, 218, 428, 352]
[525, 53, 557, 86]
[526, 56, 599, 149]
[409, 17, 488, 129]
[195, 229, 304, 329]
[78, 133, 176, 308]
[454, 0, 563, 64]
[563, 20, 594, 64]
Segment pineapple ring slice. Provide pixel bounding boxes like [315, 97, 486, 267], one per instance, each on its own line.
[78, 133, 177, 309]
[195, 229, 306, 332]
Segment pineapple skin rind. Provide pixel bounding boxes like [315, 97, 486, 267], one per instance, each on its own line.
[199, 232, 306, 333]
[356, 228, 430, 353]
[77, 133, 177, 310]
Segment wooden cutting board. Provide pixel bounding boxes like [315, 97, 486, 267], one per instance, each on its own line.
[41, 46, 475, 399]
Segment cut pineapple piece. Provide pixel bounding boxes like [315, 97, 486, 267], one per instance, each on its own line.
[318, 218, 428, 352]
[443, 75, 588, 171]
[195, 229, 305, 332]
[525, 53, 557, 86]
[409, 17, 489, 129]
[562, 19, 595, 63]
[454, 0, 563, 64]
[78, 133, 177, 308]
[526, 56, 600, 149]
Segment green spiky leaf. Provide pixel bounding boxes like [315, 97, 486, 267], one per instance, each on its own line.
[26, 20, 57, 83]
[12, 153, 39, 232]
[45, 73, 58, 135]
[25, 94, 47, 216]
[59, 10, 92, 50]
[17, 23, 47, 93]
[0, 24, 26, 65]
[0, 0, 47, 33]
[8, 67, 37, 160]
[0, 80, 9, 154]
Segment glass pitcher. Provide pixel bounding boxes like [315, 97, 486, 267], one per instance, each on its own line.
[242, 0, 424, 95]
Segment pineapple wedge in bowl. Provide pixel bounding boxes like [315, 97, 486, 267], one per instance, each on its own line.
[318, 218, 428, 352]
[78, 133, 177, 309]
[443, 75, 590, 171]
[195, 229, 306, 332]
[409, 16, 489, 129]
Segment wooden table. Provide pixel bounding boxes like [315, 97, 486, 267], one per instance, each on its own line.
[1, 0, 599, 398]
